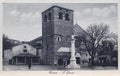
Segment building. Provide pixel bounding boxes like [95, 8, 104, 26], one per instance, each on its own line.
[96, 39, 118, 66]
[3, 5, 118, 67]
[42, 6, 74, 65]
[3, 6, 96, 66]
[4, 43, 41, 65]
[29, 36, 42, 49]
[73, 23, 91, 66]
[29, 36, 43, 63]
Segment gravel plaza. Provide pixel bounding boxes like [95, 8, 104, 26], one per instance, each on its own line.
[3, 64, 117, 71]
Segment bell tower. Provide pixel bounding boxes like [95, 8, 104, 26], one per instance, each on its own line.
[42, 6, 74, 65]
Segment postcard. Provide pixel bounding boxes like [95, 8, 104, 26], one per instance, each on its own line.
[0, 0, 120, 76]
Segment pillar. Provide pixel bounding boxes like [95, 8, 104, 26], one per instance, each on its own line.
[66, 35, 80, 69]
[25, 57, 26, 64]
[11, 58, 14, 64]
[15, 57, 17, 65]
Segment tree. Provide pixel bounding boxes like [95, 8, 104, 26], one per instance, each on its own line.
[3, 34, 16, 50]
[80, 23, 110, 66]
[101, 40, 114, 55]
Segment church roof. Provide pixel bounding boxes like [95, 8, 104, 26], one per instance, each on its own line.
[73, 24, 87, 36]
[29, 36, 42, 48]
[30, 36, 42, 42]
[57, 47, 70, 52]
[73, 24, 91, 42]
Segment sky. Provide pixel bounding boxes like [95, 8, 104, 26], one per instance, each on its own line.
[3, 3, 118, 41]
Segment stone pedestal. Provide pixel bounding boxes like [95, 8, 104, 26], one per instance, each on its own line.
[66, 35, 80, 69]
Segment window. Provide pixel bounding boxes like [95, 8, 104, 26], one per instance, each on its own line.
[23, 49, 27, 52]
[59, 12, 63, 19]
[65, 13, 70, 21]
[23, 45, 27, 52]
[56, 36, 62, 42]
[44, 15, 47, 22]
[48, 13, 51, 20]
[24, 45, 26, 48]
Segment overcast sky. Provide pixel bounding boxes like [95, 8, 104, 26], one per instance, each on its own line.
[3, 3, 117, 41]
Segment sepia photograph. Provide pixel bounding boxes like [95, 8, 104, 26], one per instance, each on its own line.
[2, 3, 118, 71]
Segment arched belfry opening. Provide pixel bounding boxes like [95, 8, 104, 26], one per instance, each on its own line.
[44, 15, 47, 22]
[59, 12, 63, 19]
[58, 58, 63, 65]
[65, 13, 70, 21]
[48, 12, 52, 20]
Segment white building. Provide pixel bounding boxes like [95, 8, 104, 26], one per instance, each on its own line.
[4, 43, 42, 65]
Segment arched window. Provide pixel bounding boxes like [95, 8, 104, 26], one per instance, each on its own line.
[65, 13, 70, 21]
[59, 12, 63, 19]
[48, 13, 51, 20]
[56, 36, 62, 42]
[44, 15, 47, 22]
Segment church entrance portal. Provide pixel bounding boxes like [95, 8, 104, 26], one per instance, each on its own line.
[58, 58, 63, 65]
[76, 57, 80, 64]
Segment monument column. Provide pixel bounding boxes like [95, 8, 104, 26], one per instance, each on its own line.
[66, 35, 80, 69]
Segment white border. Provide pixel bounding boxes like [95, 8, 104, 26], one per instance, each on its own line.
[0, 0, 120, 76]
[0, 0, 119, 3]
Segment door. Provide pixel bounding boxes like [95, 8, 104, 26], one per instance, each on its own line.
[58, 58, 63, 65]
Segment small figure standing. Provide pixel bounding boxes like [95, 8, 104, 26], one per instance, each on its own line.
[28, 62, 31, 69]
[27, 58, 32, 69]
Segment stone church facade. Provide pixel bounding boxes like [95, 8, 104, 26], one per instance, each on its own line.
[42, 6, 74, 65]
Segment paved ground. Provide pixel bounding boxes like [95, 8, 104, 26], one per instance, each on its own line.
[3, 65, 66, 71]
[3, 65, 117, 71]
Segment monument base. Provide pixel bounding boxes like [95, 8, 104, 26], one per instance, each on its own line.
[66, 58, 80, 69]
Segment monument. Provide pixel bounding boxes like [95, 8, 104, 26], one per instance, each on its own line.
[66, 35, 80, 69]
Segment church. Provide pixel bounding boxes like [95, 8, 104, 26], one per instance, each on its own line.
[3, 5, 91, 66]
[3, 5, 118, 68]
[41, 5, 90, 65]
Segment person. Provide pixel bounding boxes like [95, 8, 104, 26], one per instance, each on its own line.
[28, 62, 31, 69]
[27, 58, 32, 69]
[63, 58, 67, 67]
